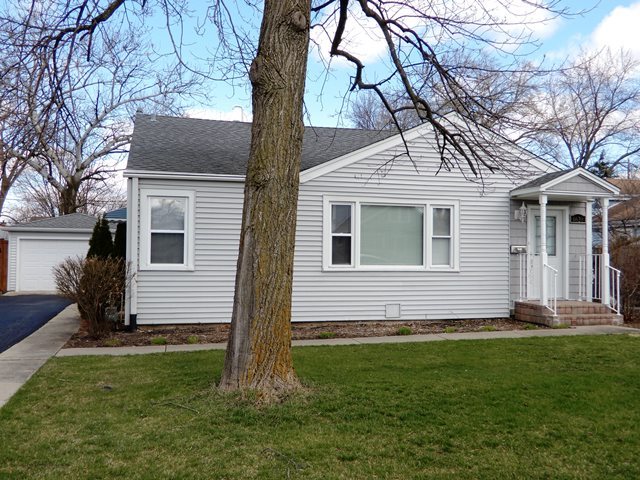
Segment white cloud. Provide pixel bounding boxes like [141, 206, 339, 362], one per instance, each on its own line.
[310, 1, 563, 68]
[185, 106, 252, 122]
[591, 2, 640, 57]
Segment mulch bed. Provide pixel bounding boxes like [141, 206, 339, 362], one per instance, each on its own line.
[65, 317, 545, 348]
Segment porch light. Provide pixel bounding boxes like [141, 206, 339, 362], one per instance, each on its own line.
[515, 202, 527, 223]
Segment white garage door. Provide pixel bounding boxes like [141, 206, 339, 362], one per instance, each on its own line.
[18, 238, 88, 291]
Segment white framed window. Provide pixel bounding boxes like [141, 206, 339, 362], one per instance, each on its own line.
[140, 189, 195, 270]
[330, 203, 353, 266]
[323, 197, 459, 271]
[430, 205, 454, 268]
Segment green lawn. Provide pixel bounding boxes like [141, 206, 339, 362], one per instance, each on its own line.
[1, 336, 639, 479]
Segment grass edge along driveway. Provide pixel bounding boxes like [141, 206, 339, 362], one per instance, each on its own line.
[1, 335, 639, 479]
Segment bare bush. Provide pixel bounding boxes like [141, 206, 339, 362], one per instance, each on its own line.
[610, 236, 640, 322]
[54, 256, 128, 338]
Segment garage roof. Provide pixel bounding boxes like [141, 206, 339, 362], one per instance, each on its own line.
[2, 213, 98, 233]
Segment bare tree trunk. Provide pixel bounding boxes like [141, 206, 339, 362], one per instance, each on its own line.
[59, 183, 79, 215]
[219, 0, 311, 396]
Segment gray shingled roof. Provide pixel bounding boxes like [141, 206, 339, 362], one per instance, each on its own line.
[126, 114, 397, 175]
[511, 169, 572, 192]
[105, 207, 126, 221]
[3, 213, 97, 231]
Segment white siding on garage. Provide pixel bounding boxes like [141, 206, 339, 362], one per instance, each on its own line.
[8, 232, 90, 291]
[133, 134, 546, 324]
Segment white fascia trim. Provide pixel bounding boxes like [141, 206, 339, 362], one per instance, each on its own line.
[542, 168, 620, 195]
[511, 188, 614, 199]
[124, 169, 245, 182]
[300, 125, 429, 184]
[3, 227, 93, 233]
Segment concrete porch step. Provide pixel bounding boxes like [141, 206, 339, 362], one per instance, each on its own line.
[557, 313, 622, 326]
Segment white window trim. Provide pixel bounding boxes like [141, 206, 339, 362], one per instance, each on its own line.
[329, 203, 355, 267]
[322, 196, 460, 272]
[428, 204, 459, 270]
[140, 189, 195, 271]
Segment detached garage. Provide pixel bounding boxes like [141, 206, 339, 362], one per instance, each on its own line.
[2, 213, 96, 292]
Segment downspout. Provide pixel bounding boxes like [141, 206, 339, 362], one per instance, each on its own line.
[125, 176, 139, 330]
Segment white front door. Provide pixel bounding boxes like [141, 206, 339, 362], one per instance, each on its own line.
[527, 208, 567, 299]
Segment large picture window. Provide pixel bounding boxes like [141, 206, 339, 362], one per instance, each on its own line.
[360, 205, 424, 266]
[140, 189, 194, 270]
[324, 198, 458, 271]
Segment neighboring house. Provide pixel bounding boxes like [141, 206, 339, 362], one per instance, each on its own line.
[123, 114, 621, 327]
[105, 207, 127, 224]
[1, 213, 97, 292]
[598, 179, 640, 238]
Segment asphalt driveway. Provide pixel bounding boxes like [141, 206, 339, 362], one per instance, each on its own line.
[0, 295, 72, 353]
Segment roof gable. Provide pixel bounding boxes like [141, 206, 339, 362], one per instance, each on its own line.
[126, 114, 396, 176]
[511, 168, 619, 198]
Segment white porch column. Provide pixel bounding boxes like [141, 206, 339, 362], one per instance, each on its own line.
[585, 200, 593, 302]
[539, 194, 548, 307]
[601, 197, 610, 306]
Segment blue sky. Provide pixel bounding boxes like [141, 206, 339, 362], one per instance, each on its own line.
[164, 1, 640, 128]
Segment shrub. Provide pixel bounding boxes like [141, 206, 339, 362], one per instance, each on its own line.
[523, 324, 539, 330]
[87, 216, 113, 259]
[396, 326, 412, 336]
[54, 257, 128, 338]
[113, 222, 127, 259]
[611, 236, 640, 321]
[151, 336, 167, 345]
[480, 325, 497, 332]
[318, 332, 336, 339]
[444, 326, 457, 334]
[103, 338, 123, 347]
[187, 335, 199, 344]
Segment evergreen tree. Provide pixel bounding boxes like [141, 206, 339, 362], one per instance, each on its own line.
[87, 216, 113, 259]
[113, 222, 126, 259]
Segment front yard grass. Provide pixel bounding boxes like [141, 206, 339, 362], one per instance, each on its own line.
[1, 335, 639, 479]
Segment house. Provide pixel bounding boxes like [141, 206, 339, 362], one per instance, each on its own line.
[1, 213, 97, 292]
[597, 178, 640, 239]
[105, 207, 127, 224]
[123, 114, 622, 328]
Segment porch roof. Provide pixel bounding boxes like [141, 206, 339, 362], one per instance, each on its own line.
[511, 167, 619, 201]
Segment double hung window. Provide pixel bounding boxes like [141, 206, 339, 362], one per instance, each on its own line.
[140, 189, 194, 270]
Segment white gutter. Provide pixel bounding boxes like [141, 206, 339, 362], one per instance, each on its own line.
[124, 170, 245, 182]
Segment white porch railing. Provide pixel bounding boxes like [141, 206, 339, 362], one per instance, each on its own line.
[608, 265, 622, 314]
[577, 254, 621, 314]
[517, 253, 558, 314]
[543, 263, 558, 315]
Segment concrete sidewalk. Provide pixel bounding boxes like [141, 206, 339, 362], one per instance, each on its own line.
[56, 324, 640, 357]
[0, 304, 79, 408]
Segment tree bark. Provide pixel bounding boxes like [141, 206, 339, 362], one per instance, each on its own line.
[219, 0, 311, 396]
[59, 183, 80, 215]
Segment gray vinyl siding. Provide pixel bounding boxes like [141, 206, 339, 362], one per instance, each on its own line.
[134, 134, 547, 324]
[547, 177, 610, 194]
[135, 179, 244, 324]
[508, 200, 528, 304]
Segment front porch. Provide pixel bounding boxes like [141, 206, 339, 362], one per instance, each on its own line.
[514, 300, 623, 327]
[510, 168, 623, 326]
